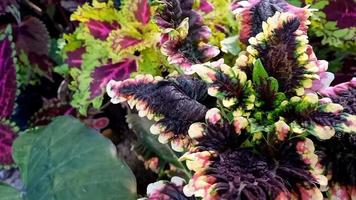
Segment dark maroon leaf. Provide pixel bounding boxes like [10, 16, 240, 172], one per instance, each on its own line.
[89, 58, 137, 99]
[13, 16, 50, 56]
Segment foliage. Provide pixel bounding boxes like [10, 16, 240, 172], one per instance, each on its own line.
[0, 0, 355, 200]
[1, 116, 137, 200]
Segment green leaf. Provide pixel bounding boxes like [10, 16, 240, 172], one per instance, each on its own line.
[126, 114, 191, 178]
[267, 77, 279, 93]
[0, 183, 22, 200]
[324, 22, 338, 30]
[333, 29, 349, 38]
[12, 116, 137, 200]
[287, 0, 302, 7]
[220, 36, 240, 56]
[312, 0, 329, 9]
[252, 59, 268, 85]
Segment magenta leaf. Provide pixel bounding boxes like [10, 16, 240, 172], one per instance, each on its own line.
[90, 58, 137, 99]
[198, 0, 213, 13]
[65, 47, 86, 68]
[0, 121, 17, 166]
[86, 20, 120, 40]
[0, 27, 17, 119]
[134, 0, 151, 25]
[116, 36, 143, 49]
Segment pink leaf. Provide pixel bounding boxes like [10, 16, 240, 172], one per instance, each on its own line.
[86, 20, 120, 40]
[112, 36, 143, 50]
[89, 58, 137, 99]
[134, 0, 151, 25]
[198, 0, 214, 13]
[0, 28, 17, 119]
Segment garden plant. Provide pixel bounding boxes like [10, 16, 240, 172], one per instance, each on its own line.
[0, 0, 355, 199]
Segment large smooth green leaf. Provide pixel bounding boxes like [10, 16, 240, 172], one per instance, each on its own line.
[0, 183, 22, 200]
[126, 114, 189, 177]
[12, 116, 136, 200]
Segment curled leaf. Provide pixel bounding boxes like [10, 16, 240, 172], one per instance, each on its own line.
[107, 75, 209, 151]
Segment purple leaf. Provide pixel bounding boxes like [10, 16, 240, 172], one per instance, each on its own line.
[134, 0, 151, 25]
[0, 28, 17, 119]
[28, 53, 54, 80]
[323, 0, 356, 28]
[90, 58, 137, 99]
[65, 47, 86, 68]
[0, 121, 17, 166]
[86, 20, 120, 40]
[13, 16, 50, 56]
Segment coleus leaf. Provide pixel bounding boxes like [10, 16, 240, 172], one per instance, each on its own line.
[320, 78, 356, 115]
[193, 59, 255, 111]
[0, 120, 18, 167]
[107, 75, 209, 151]
[134, 0, 151, 25]
[29, 98, 75, 127]
[156, 0, 219, 71]
[89, 58, 137, 100]
[323, 0, 356, 28]
[233, 0, 312, 44]
[0, 26, 17, 119]
[12, 16, 50, 56]
[64, 47, 86, 68]
[86, 20, 120, 40]
[236, 12, 319, 97]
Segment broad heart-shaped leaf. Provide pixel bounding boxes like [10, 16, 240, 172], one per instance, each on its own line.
[12, 116, 137, 200]
[89, 58, 137, 99]
[0, 183, 21, 200]
[126, 114, 184, 169]
[252, 59, 269, 86]
[0, 26, 17, 119]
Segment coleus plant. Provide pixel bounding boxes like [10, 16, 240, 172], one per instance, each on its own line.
[60, 0, 162, 114]
[60, 0, 225, 114]
[106, 0, 356, 199]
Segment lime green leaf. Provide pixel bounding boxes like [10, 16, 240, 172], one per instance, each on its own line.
[252, 59, 268, 85]
[13, 116, 137, 200]
[333, 29, 350, 38]
[312, 0, 329, 9]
